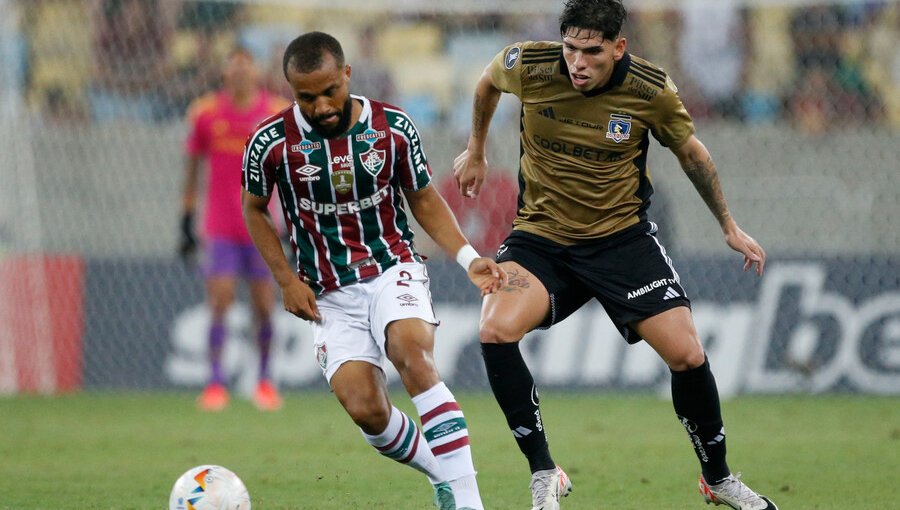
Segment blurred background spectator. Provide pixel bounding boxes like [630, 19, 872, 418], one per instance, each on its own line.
[676, 2, 748, 121]
[347, 25, 397, 104]
[159, 0, 243, 118]
[10, 0, 891, 133]
[87, 0, 174, 122]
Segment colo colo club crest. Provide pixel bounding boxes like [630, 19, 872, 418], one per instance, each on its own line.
[605, 113, 632, 143]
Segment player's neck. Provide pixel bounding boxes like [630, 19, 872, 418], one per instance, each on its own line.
[347, 97, 363, 128]
[228, 88, 259, 110]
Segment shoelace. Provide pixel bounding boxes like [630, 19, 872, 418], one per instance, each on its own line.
[530, 473, 552, 503]
[717, 473, 762, 503]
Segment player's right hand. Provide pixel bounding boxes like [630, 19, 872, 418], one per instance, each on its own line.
[178, 212, 197, 260]
[453, 149, 488, 198]
[467, 257, 508, 296]
[280, 277, 321, 322]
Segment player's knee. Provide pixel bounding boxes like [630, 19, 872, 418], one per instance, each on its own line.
[668, 344, 707, 371]
[208, 295, 234, 318]
[251, 307, 271, 324]
[343, 395, 391, 432]
[479, 316, 527, 344]
[389, 346, 436, 379]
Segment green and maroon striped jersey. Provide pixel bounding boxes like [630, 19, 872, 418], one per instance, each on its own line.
[241, 96, 432, 294]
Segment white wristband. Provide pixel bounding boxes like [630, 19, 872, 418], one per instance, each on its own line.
[455, 244, 480, 271]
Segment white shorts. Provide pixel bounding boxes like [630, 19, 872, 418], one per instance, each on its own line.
[310, 262, 438, 383]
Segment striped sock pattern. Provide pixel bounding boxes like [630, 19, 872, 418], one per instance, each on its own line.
[361, 406, 444, 484]
[421, 401, 471, 457]
[414, 383, 482, 508]
[413, 383, 476, 479]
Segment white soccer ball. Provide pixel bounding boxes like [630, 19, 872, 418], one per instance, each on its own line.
[169, 465, 251, 510]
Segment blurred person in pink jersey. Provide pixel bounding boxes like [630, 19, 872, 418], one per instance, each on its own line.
[179, 47, 291, 412]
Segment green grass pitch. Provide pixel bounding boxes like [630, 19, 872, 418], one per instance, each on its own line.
[1, 392, 897, 509]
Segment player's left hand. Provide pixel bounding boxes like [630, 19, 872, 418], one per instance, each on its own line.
[453, 149, 489, 198]
[178, 212, 197, 261]
[467, 257, 508, 296]
[724, 224, 766, 276]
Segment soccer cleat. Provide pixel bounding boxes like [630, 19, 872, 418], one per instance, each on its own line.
[699, 473, 779, 510]
[197, 383, 229, 412]
[530, 465, 573, 510]
[253, 380, 283, 411]
[432, 481, 456, 510]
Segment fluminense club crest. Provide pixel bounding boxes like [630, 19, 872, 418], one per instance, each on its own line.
[605, 113, 632, 143]
[359, 148, 386, 176]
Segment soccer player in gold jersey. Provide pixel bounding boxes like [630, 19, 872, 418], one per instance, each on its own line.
[454, 1, 777, 509]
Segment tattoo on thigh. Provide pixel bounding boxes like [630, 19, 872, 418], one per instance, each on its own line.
[502, 269, 531, 292]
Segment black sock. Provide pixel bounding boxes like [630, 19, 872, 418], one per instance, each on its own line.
[481, 342, 555, 473]
[671, 355, 731, 484]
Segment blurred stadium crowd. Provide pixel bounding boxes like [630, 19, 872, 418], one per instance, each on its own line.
[8, 0, 899, 135]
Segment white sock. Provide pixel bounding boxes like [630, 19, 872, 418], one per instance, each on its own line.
[361, 405, 445, 484]
[449, 474, 484, 510]
[413, 382, 483, 508]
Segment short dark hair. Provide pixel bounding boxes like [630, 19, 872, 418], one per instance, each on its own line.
[228, 45, 254, 61]
[559, 0, 627, 41]
[282, 31, 345, 79]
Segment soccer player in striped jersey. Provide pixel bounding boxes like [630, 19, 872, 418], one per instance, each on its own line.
[454, 1, 777, 509]
[180, 48, 290, 412]
[241, 32, 505, 510]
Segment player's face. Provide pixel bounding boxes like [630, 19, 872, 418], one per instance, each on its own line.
[287, 54, 353, 138]
[223, 52, 259, 96]
[562, 28, 626, 92]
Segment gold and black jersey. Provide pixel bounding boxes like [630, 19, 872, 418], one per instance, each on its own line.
[490, 41, 695, 244]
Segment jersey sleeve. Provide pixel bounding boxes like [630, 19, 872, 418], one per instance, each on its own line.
[648, 76, 695, 148]
[184, 98, 210, 156]
[489, 43, 525, 98]
[241, 119, 284, 198]
[387, 109, 432, 191]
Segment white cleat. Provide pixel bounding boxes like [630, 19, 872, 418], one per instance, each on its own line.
[530, 465, 572, 510]
[699, 473, 779, 510]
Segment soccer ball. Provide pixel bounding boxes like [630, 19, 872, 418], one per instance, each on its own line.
[169, 465, 251, 510]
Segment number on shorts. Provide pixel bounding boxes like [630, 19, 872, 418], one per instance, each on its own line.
[396, 270, 412, 287]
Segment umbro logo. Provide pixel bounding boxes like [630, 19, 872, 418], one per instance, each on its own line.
[295, 164, 322, 182]
[663, 287, 681, 300]
[397, 293, 418, 306]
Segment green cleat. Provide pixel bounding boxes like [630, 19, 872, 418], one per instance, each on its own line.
[433, 481, 456, 510]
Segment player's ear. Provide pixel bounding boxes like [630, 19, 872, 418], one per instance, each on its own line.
[613, 37, 627, 60]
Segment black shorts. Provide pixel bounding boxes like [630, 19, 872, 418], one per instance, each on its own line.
[495, 222, 690, 343]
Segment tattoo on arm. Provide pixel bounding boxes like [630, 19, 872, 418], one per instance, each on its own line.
[682, 155, 732, 226]
[472, 93, 486, 140]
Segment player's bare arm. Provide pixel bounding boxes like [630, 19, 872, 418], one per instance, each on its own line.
[454, 67, 503, 198]
[404, 185, 508, 295]
[241, 189, 321, 321]
[672, 135, 766, 275]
